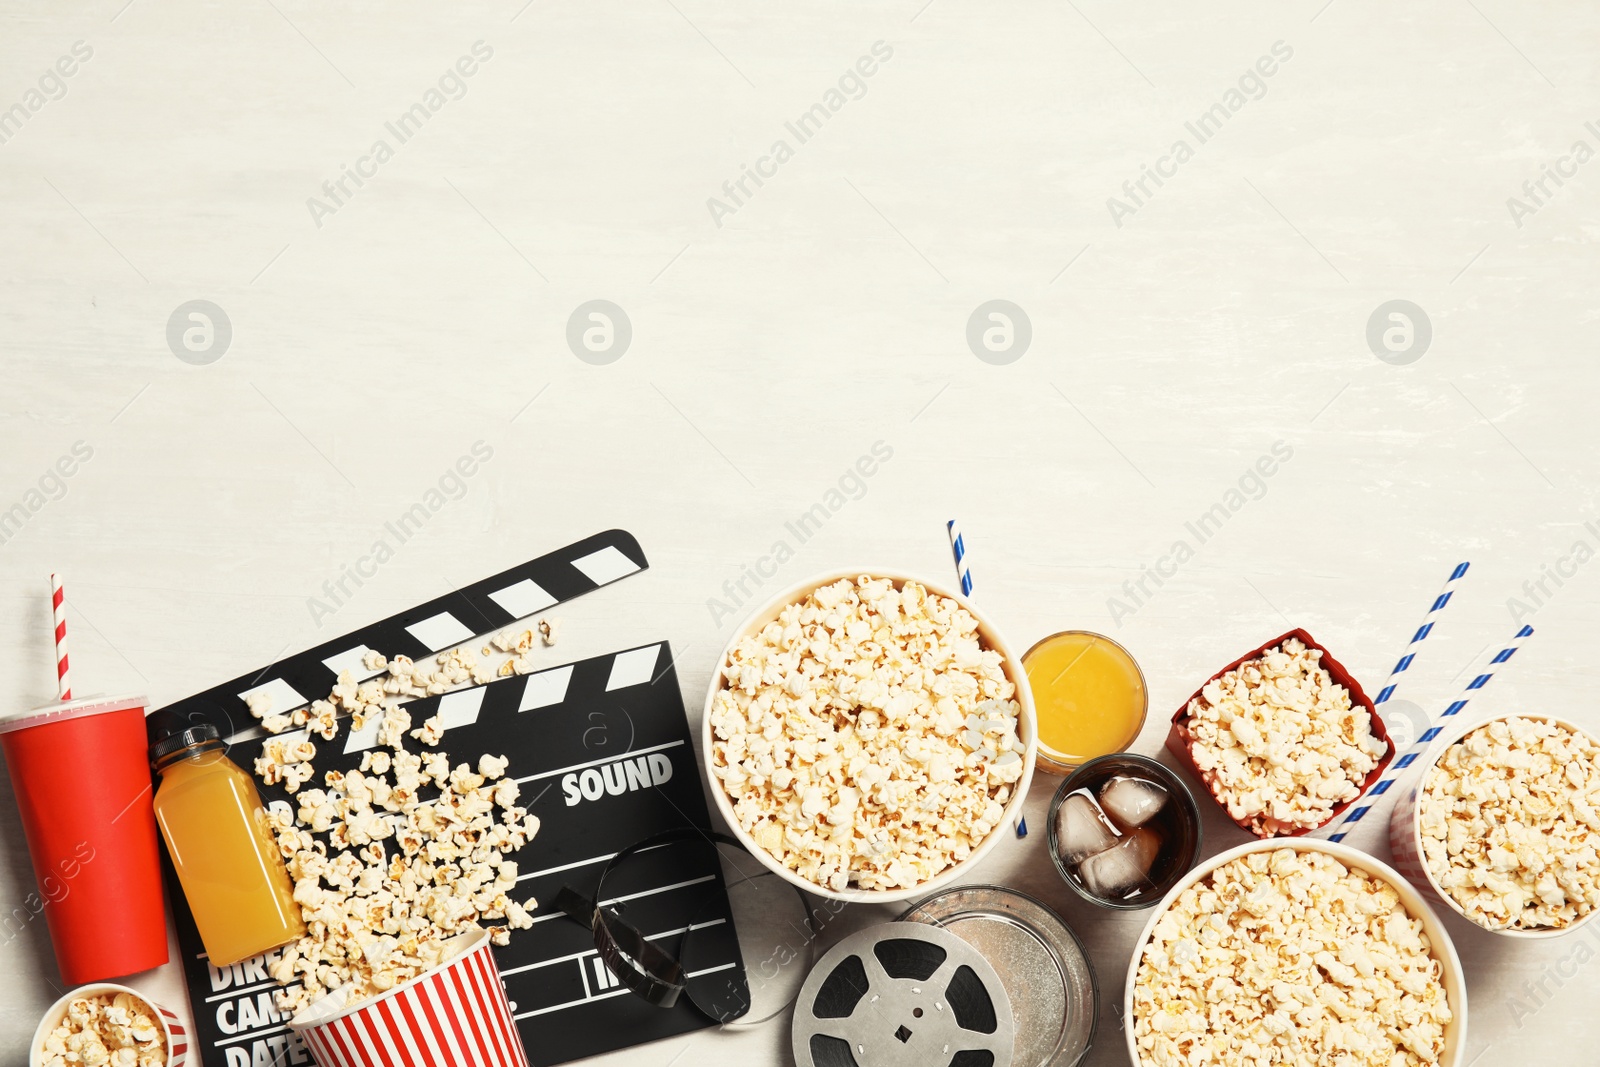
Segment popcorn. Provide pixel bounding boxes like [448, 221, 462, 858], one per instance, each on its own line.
[230, 626, 571, 1011]
[411, 715, 446, 747]
[1133, 849, 1451, 1067]
[708, 576, 1022, 892]
[39, 991, 166, 1067]
[249, 645, 543, 1018]
[1184, 639, 1387, 835]
[492, 628, 536, 654]
[1419, 716, 1600, 930]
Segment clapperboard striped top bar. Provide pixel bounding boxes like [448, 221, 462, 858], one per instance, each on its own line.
[334, 641, 666, 756]
[156, 529, 647, 735]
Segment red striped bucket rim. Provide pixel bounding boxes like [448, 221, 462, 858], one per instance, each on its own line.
[289, 928, 528, 1067]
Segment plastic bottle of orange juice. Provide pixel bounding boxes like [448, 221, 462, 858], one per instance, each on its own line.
[149, 717, 305, 966]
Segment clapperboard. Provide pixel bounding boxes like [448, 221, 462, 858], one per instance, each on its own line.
[156, 532, 749, 1067]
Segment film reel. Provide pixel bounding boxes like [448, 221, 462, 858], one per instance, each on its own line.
[792, 924, 1014, 1067]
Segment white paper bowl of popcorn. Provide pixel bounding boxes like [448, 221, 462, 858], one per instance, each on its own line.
[32, 983, 188, 1067]
[701, 569, 1037, 904]
[1389, 712, 1600, 939]
[1124, 838, 1468, 1067]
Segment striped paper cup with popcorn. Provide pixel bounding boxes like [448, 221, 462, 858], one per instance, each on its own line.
[31, 983, 189, 1067]
[288, 928, 528, 1067]
[1389, 713, 1600, 939]
[1166, 628, 1395, 839]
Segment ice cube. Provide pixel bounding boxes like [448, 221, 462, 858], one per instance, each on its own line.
[1078, 827, 1161, 900]
[1099, 775, 1168, 830]
[1054, 790, 1119, 864]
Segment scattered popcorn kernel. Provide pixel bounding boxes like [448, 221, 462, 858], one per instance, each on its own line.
[251, 644, 542, 1018]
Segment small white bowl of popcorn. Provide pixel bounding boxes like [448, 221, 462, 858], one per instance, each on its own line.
[1390, 713, 1600, 939]
[32, 984, 185, 1067]
[702, 569, 1037, 903]
[1125, 838, 1469, 1067]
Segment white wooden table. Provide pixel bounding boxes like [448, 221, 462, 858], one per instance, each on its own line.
[3, 1, 1597, 1063]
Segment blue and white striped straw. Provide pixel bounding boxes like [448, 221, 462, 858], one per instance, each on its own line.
[946, 520, 1022, 836]
[947, 520, 973, 596]
[1322, 560, 1466, 843]
[1372, 561, 1470, 706]
[1328, 623, 1533, 842]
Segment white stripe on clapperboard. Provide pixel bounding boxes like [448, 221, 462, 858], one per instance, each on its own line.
[515, 963, 739, 1020]
[338, 645, 663, 756]
[499, 919, 727, 980]
[203, 978, 279, 1003]
[518, 838, 688, 889]
[195, 951, 303, 1047]
[499, 915, 732, 1017]
[513, 739, 684, 785]
[216, 1024, 288, 1048]
[232, 544, 645, 719]
[529, 874, 719, 924]
[575, 920, 730, 996]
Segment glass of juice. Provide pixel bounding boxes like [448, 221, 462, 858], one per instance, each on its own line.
[1022, 630, 1147, 774]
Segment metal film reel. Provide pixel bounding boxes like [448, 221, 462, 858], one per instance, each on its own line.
[792, 924, 1014, 1067]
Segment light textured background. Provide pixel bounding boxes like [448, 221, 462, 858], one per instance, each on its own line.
[3, 1, 1598, 1064]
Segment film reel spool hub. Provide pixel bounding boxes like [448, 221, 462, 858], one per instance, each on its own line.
[792, 924, 1014, 1067]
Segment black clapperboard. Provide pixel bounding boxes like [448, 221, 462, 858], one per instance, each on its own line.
[156, 531, 748, 1067]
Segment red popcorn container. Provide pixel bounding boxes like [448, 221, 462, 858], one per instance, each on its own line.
[1166, 628, 1396, 839]
[0, 695, 169, 982]
[289, 928, 529, 1067]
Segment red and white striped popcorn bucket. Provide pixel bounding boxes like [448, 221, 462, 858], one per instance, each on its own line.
[288, 928, 530, 1067]
[31, 983, 189, 1067]
[1389, 712, 1600, 940]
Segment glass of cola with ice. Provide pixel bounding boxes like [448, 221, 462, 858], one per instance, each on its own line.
[1046, 753, 1202, 910]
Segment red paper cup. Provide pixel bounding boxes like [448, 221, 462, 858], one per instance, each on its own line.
[0, 695, 168, 983]
[1166, 629, 1396, 838]
[289, 928, 529, 1067]
[30, 983, 189, 1067]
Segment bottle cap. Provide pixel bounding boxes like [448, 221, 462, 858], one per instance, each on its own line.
[147, 708, 223, 768]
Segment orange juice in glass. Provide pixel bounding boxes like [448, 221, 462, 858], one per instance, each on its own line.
[1023, 631, 1147, 774]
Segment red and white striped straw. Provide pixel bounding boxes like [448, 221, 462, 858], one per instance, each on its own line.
[50, 573, 71, 701]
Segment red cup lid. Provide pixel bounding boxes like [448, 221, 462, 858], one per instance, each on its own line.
[0, 694, 147, 736]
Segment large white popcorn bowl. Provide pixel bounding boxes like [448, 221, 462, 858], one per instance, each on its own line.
[1390, 712, 1600, 940]
[1124, 838, 1469, 1067]
[701, 568, 1037, 904]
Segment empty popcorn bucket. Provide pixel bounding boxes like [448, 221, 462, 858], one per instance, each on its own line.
[30, 983, 189, 1067]
[1166, 629, 1395, 839]
[1389, 712, 1600, 940]
[288, 928, 529, 1067]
